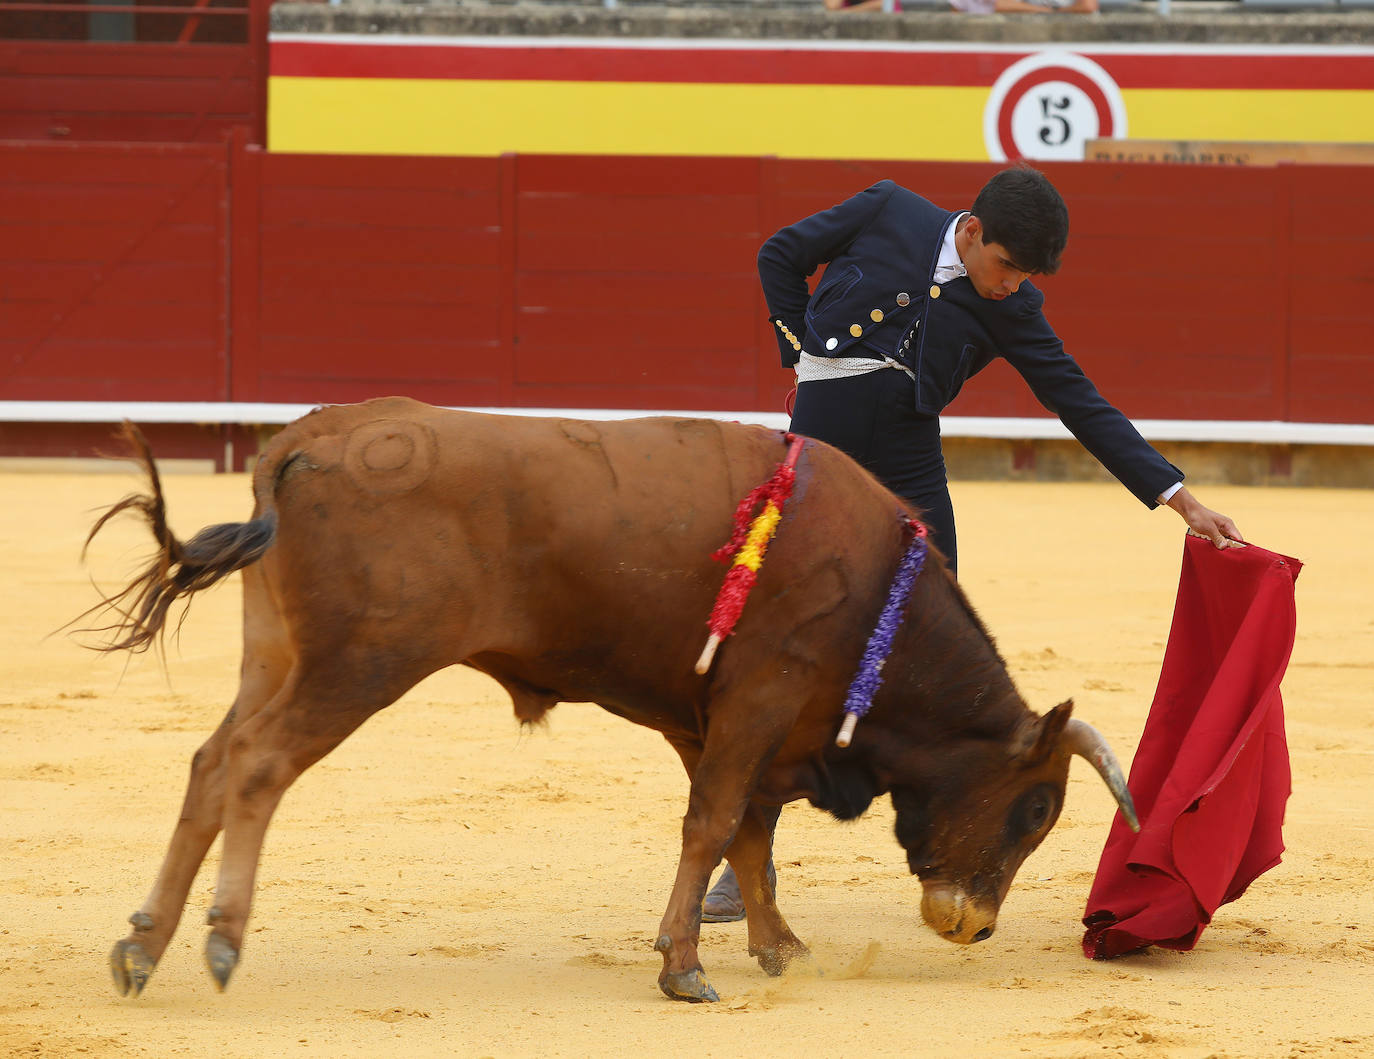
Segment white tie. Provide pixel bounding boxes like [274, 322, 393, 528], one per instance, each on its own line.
[933, 261, 966, 285]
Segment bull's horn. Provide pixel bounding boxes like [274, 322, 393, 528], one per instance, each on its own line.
[1064, 719, 1141, 833]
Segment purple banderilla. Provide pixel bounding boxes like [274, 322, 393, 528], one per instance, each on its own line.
[835, 517, 929, 748]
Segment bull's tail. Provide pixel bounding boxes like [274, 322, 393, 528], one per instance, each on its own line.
[78, 421, 277, 654]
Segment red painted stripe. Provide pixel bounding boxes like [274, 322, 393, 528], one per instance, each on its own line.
[271, 40, 1374, 91]
[1105, 51, 1374, 91]
[272, 41, 1008, 86]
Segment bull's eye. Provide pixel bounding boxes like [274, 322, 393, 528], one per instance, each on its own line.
[1010, 783, 1059, 841]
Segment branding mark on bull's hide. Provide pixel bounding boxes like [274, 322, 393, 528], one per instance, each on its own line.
[672, 418, 720, 444]
[342, 420, 437, 498]
[558, 420, 618, 488]
[559, 420, 603, 447]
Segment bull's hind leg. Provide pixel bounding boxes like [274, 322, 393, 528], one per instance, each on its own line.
[110, 571, 293, 996]
[110, 716, 235, 996]
[200, 662, 399, 991]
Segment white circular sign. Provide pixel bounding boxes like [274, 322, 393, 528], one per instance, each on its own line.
[984, 52, 1127, 163]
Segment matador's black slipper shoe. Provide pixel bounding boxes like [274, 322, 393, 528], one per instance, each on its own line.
[701, 861, 778, 923]
[701, 866, 746, 922]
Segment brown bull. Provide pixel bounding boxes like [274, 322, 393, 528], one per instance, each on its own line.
[83, 397, 1136, 1004]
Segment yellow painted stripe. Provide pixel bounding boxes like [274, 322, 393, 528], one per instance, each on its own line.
[1121, 89, 1374, 144]
[269, 76, 989, 160]
[270, 77, 1374, 159]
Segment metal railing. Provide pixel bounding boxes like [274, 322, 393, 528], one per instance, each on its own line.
[0, 0, 252, 43]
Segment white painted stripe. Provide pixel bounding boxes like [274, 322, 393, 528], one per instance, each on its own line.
[268, 33, 1374, 59]
[944, 416, 1374, 445]
[0, 402, 324, 425]
[3, 402, 1372, 445]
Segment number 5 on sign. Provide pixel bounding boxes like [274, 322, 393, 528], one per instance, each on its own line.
[1039, 95, 1073, 147]
[984, 52, 1128, 162]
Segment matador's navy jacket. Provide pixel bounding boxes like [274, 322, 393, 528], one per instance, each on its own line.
[758, 179, 1182, 508]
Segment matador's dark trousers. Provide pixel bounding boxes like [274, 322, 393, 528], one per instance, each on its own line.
[788, 367, 958, 577]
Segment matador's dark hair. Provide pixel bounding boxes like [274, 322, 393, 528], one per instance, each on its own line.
[970, 164, 1070, 276]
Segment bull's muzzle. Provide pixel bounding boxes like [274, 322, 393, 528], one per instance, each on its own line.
[919, 884, 997, 945]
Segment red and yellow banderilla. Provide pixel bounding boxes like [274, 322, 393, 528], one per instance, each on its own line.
[695, 433, 806, 675]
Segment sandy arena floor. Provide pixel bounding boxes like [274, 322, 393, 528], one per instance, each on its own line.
[1, 467, 1372, 1058]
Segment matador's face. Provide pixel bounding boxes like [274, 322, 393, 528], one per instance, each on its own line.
[960, 217, 1035, 302]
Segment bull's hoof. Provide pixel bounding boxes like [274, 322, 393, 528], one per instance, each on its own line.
[205, 933, 239, 991]
[110, 938, 156, 997]
[658, 968, 720, 1003]
[751, 946, 790, 978]
[749, 939, 809, 978]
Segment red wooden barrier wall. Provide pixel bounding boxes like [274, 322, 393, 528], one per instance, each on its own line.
[2, 140, 229, 400]
[5, 137, 1373, 426]
[1285, 165, 1370, 424]
[0, 0, 266, 145]
[233, 150, 510, 406]
[513, 155, 769, 413]
[0, 41, 260, 144]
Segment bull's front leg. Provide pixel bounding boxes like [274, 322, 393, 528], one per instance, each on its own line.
[654, 780, 740, 1002]
[727, 807, 807, 978]
[653, 812, 807, 997]
[656, 708, 807, 1002]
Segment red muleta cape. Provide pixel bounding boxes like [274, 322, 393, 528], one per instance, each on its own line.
[1082, 535, 1302, 959]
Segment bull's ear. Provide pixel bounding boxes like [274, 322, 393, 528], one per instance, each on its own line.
[1015, 699, 1074, 766]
